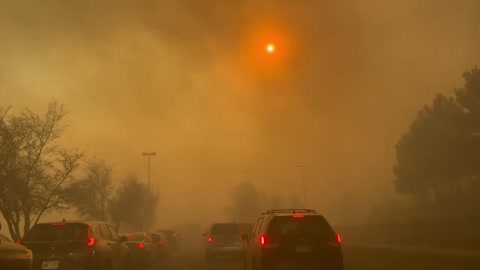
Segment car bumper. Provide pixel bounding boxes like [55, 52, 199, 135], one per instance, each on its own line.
[206, 246, 243, 257]
[32, 254, 94, 270]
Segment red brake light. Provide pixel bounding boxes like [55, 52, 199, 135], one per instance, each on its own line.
[16, 240, 22, 245]
[207, 237, 212, 243]
[259, 235, 266, 245]
[87, 237, 95, 246]
[52, 223, 65, 226]
[336, 234, 341, 243]
[138, 243, 145, 249]
[293, 214, 304, 218]
[87, 228, 96, 247]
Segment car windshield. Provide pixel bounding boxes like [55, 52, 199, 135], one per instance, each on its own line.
[23, 223, 88, 241]
[210, 224, 240, 235]
[267, 216, 335, 240]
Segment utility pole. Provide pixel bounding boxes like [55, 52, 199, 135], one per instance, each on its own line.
[142, 152, 156, 191]
[142, 152, 156, 232]
[297, 165, 307, 208]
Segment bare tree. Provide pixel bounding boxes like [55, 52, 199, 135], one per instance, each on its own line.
[65, 158, 114, 221]
[0, 101, 83, 241]
[109, 176, 159, 231]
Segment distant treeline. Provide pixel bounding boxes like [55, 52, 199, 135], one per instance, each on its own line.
[335, 216, 480, 250]
[390, 66, 480, 221]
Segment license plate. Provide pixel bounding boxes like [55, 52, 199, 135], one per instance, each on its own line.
[42, 260, 59, 269]
[295, 245, 311, 252]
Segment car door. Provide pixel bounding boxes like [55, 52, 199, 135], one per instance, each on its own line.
[144, 234, 155, 259]
[251, 217, 265, 269]
[245, 218, 263, 269]
[99, 224, 123, 270]
[90, 224, 108, 268]
[108, 225, 129, 270]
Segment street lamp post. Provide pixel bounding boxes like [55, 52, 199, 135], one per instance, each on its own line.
[297, 165, 307, 208]
[142, 152, 156, 191]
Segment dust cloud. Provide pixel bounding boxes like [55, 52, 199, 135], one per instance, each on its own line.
[1, 0, 480, 229]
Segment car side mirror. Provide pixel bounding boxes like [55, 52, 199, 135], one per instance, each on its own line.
[241, 234, 249, 241]
[119, 236, 128, 242]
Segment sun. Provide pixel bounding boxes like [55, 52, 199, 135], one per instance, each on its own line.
[266, 43, 276, 53]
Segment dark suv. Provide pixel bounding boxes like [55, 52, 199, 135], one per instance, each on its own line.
[204, 222, 251, 261]
[242, 209, 343, 270]
[20, 220, 130, 270]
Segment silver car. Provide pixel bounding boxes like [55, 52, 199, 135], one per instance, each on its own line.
[204, 222, 252, 261]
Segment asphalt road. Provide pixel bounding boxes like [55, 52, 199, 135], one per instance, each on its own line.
[145, 241, 480, 270]
[148, 246, 243, 270]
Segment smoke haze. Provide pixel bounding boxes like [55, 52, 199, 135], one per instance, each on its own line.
[1, 0, 480, 228]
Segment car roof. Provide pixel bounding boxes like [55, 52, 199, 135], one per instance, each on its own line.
[260, 209, 320, 216]
[36, 220, 112, 226]
[269, 212, 320, 217]
[211, 221, 251, 225]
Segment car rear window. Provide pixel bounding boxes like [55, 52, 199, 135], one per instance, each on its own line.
[24, 223, 88, 241]
[127, 233, 146, 241]
[210, 223, 240, 234]
[267, 215, 335, 240]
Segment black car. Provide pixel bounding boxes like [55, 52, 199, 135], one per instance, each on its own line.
[123, 232, 158, 267]
[157, 229, 179, 251]
[20, 220, 130, 270]
[0, 232, 32, 270]
[243, 209, 343, 270]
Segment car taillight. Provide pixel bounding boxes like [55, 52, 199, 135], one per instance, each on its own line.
[207, 237, 212, 243]
[16, 240, 22, 245]
[293, 214, 304, 218]
[336, 234, 341, 243]
[87, 237, 95, 247]
[87, 228, 95, 247]
[138, 243, 145, 249]
[259, 235, 266, 245]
